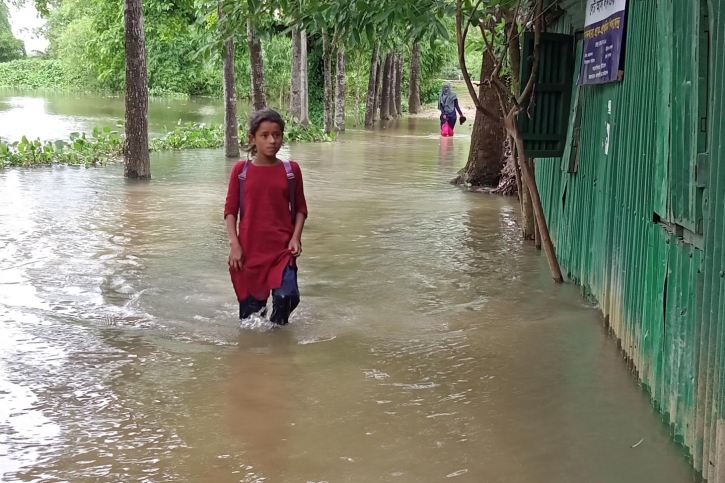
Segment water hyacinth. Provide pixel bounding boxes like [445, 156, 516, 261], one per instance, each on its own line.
[0, 127, 123, 168]
[0, 116, 334, 169]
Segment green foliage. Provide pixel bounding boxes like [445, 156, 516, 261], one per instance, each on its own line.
[462, 16, 512, 80]
[150, 121, 224, 150]
[262, 35, 292, 105]
[0, 126, 122, 168]
[0, 116, 333, 168]
[43, 0, 213, 94]
[0, 31, 25, 62]
[0, 58, 86, 88]
[305, 38, 325, 125]
[154, 117, 334, 148]
[0, 2, 25, 62]
[8, 0, 458, 109]
[286, 119, 334, 142]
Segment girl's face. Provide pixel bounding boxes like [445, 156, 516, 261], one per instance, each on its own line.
[250, 121, 284, 158]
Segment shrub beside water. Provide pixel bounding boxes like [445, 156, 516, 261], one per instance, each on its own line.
[0, 59, 88, 90]
[0, 118, 334, 169]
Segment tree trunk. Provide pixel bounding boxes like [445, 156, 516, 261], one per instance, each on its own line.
[509, 120, 563, 283]
[509, 136, 523, 198]
[354, 68, 361, 127]
[380, 53, 392, 121]
[334, 47, 346, 132]
[219, 3, 239, 158]
[300, 30, 309, 125]
[222, 36, 239, 158]
[123, 0, 150, 179]
[507, 9, 521, 95]
[388, 54, 397, 118]
[521, 178, 535, 239]
[492, 150, 519, 196]
[373, 60, 382, 122]
[322, 30, 333, 134]
[364, 43, 379, 127]
[389, 54, 397, 118]
[452, 47, 506, 187]
[247, 19, 267, 111]
[408, 42, 421, 114]
[528, 157, 540, 245]
[394, 53, 403, 117]
[290, 26, 302, 122]
[504, 11, 523, 197]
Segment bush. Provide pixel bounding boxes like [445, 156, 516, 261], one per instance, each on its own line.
[421, 78, 444, 104]
[439, 62, 463, 80]
[0, 31, 25, 63]
[0, 58, 86, 89]
[286, 120, 334, 143]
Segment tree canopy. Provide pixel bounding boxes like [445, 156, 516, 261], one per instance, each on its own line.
[0, 2, 26, 62]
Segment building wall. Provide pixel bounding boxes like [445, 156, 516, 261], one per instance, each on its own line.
[536, 0, 725, 478]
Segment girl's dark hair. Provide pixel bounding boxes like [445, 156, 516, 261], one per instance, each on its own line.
[244, 108, 285, 157]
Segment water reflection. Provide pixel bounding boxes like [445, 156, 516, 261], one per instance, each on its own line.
[439, 136, 455, 166]
[224, 331, 296, 478]
[0, 89, 226, 142]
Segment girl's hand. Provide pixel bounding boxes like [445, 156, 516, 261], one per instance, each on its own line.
[289, 237, 302, 257]
[229, 242, 244, 271]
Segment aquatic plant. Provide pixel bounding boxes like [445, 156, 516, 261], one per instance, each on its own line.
[0, 118, 333, 169]
[150, 122, 225, 151]
[151, 118, 334, 151]
[0, 127, 123, 168]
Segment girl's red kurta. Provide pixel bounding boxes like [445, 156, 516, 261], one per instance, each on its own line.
[224, 161, 307, 301]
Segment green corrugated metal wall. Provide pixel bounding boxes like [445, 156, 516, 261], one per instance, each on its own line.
[536, 0, 725, 478]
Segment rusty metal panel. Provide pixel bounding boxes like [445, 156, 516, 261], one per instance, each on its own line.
[535, 0, 725, 477]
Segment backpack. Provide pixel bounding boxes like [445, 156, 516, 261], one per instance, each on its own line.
[238, 159, 296, 224]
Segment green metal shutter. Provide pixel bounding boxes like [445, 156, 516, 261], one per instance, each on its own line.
[518, 31, 575, 158]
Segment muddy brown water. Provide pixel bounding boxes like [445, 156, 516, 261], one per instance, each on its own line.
[0, 91, 698, 482]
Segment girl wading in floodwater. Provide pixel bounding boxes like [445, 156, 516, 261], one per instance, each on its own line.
[224, 109, 308, 325]
[438, 81, 465, 137]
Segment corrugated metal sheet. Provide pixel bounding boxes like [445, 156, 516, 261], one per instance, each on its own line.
[554, 0, 586, 31]
[518, 32, 574, 157]
[535, 0, 725, 478]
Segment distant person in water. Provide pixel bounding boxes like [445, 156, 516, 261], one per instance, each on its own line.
[224, 109, 308, 325]
[439, 81, 465, 137]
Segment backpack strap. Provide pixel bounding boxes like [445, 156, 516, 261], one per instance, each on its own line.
[237, 159, 296, 225]
[282, 160, 296, 225]
[237, 160, 251, 219]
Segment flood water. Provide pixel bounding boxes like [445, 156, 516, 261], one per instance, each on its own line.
[0, 90, 698, 482]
